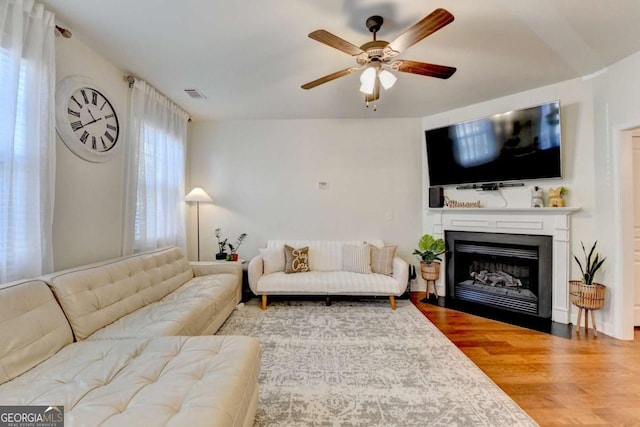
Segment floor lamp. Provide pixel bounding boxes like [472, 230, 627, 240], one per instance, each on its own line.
[185, 187, 212, 261]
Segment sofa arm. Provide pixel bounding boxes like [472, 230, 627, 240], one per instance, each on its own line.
[392, 256, 409, 293]
[247, 256, 264, 295]
[190, 262, 242, 277]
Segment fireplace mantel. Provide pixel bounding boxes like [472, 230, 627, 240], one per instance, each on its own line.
[425, 207, 580, 324]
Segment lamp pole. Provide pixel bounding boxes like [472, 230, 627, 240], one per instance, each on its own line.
[184, 187, 213, 262]
[196, 201, 201, 261]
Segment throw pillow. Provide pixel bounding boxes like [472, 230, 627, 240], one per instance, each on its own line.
[342, 244, 372, 274]
[370, 245, 397, 276]
[259, 247, 285, 275]
[284, 245, 310, 274]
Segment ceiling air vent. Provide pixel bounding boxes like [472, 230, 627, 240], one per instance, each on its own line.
[184, 88, 207, 99]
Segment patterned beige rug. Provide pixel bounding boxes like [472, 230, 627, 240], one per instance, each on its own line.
[217, 299, 538, 426]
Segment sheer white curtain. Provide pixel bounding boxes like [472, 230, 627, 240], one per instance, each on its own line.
[0, 0, 55, 282]
[122, 79, 188, 255]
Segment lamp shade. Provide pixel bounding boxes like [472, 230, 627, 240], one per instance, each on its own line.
[378, 69, 397, 90]
[359, 67, 376, 95]
[185, 187, 212, 202]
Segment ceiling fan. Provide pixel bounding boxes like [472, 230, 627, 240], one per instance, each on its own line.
[301, 8, 457, 107]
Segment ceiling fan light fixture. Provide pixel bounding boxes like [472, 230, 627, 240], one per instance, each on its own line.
[378, 69, 397, 90]
[359, 67, 376, 94]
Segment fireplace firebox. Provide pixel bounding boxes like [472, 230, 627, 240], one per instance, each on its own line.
[445, 231, 552, 322]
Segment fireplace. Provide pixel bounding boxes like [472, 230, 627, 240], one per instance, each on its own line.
[445, 231, 552, 322]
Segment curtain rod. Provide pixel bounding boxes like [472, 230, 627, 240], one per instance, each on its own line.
[122, 74, 191, 122]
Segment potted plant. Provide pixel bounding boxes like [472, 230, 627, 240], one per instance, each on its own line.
[570, 241, 606, 335]
[227, 233, 247, 261]
[214, 228, 228, 260]
[413, 234, 446, 282]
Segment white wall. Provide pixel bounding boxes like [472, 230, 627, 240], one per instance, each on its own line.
[53, 33, 127, 270]
[187, 118, 423, 266]
[591, 51, 640, 339]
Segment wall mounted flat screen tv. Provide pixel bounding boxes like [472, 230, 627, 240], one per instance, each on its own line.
[425, 101, 562, 186]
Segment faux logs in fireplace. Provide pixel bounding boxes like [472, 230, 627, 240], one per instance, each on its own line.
[445, 231, 553, 325]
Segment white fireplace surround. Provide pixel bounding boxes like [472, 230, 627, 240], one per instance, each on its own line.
[425, 207, 580, 324]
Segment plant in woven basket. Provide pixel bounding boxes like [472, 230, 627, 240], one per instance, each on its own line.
[413, 234, 445, 263]
[414, 234, 446, 283]
[573, 241, 605, 285]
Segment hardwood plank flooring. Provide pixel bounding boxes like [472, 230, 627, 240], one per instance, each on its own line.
[411, 292, 640, 426]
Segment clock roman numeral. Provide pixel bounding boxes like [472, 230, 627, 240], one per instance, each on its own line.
[105, 114, 114, 119]
[92, 136, 97, 150]
[101, 137, 107, 150]
[71, 121, 83, 131]
[104, 131, 114, 143]
[81, 89, 89, 104]
[106, 124, 117, 131]
[91, 91, 98, 106]
[67, 108, 80, 118]
[79, 130, 89, 144]
[100, 101, 107, 110]
[70, 96, 83, 109]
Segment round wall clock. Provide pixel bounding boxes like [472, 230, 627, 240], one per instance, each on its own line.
[55, 75, 120, 162]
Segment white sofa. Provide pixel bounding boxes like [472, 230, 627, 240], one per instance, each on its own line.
[248, 240, 409, 310]
[42, 247, 243, 340]
[0, 247, 260, 427]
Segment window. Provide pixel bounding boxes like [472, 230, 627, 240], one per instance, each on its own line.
[122, 79, 188, 255]
[0, 1, 56, 282]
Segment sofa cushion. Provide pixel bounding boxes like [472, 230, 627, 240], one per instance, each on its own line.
[371, 245, 397, 276]
[342, 244, 372, 274]
[259, 247, 285, 274]
[284, 245, 310, 274]
[0, 280, 73, 385]
[268, 240, 384, 272]
[47, 247, 194, 340]
[0, 336, 260, 427]
[86, 273, 238, 340]
[257, 271, 403, 295]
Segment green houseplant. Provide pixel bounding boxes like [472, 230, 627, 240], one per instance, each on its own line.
[227, 233, 247, 261]
[573, 241, 605, 285]
[214, 228, 228, 260]
[413, 234, 446, 264]
[413, 234, 446, 293]
[570, 241, 606, 335]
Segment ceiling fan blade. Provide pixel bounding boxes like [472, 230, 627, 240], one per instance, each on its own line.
[301, 67, 359, 90]
[308, 30, 365, 56]
[387, 8, 454, 54]
[391, 60, 456, 79]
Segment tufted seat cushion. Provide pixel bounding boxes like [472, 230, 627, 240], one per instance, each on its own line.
[0, 335, 260, 427]
[87, 273, 239, 340]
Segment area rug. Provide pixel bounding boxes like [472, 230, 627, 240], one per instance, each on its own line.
[217, 299, 538, 427]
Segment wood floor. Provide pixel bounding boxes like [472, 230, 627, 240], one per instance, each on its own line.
[411, 292, 640, 426]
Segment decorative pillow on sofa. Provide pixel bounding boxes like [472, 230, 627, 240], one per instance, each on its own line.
[284, 245, 310, 274]
[370, 245, 397, 276]
[342, 244, 372, 274]
[259, 247, 285, 275]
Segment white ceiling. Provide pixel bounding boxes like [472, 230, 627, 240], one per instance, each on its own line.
[42, 0, 640, 121]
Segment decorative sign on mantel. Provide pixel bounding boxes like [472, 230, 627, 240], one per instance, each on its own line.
[445, 199, 482, 208]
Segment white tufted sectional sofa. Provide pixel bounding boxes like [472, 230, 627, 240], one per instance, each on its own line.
[248, 240, 409, 310]
[0, 247, 259, 427]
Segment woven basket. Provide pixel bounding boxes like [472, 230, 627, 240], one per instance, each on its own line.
[420, 262, 441, 281]
[569, 280, 605, 310]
